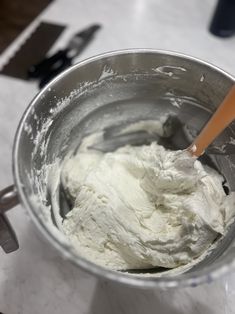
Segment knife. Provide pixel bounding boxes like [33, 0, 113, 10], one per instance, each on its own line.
[28, 24, 101, 88]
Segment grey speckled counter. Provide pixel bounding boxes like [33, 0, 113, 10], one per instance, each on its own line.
[1, 0, 235, 313]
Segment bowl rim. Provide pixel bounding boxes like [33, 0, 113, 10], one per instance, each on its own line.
[13, 48, 235, 288]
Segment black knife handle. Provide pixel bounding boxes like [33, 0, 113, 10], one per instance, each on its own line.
[39, 56, 72, 88]
[28, 49, 69, 78]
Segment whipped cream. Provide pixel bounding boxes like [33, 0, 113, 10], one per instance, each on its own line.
[61, 137, 235, 271]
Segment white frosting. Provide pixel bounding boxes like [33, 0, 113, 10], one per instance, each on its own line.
[61, 138, 235, 271]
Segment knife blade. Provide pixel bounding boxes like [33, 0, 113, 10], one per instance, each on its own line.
[1, 22, 66, 80]
[28, 24, 101, 88]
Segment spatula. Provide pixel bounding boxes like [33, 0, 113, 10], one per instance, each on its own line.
[188, 85, 235, 157]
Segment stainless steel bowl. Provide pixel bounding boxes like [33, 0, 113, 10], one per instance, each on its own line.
[1, 49, 235, 288]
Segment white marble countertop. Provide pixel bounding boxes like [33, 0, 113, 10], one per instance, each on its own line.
[1, 0, 235, 313]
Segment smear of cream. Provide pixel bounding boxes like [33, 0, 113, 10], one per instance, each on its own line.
[60, 129, 235, 272]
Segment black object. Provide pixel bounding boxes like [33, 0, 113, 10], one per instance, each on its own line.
[28, 24, 101, 88]
[1, 22, 65, 79]
[37, 51, 72, 88]
[209, 0, 235, 37]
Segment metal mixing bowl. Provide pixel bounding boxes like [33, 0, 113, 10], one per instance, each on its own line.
[1, 49, 235, 288]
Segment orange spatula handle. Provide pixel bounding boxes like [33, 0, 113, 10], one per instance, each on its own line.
[188, 85, 235, 157]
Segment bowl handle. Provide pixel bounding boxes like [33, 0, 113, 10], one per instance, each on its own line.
[0, 185, 19, 253]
